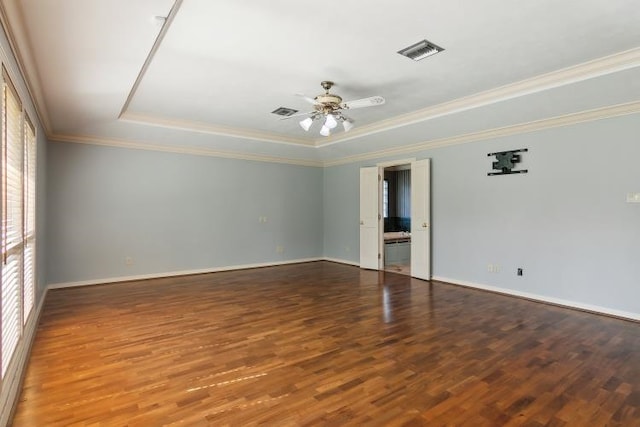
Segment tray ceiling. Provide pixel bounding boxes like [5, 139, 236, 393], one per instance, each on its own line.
[3, 0, 640, 163]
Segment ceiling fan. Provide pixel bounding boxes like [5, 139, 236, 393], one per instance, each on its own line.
[282, 81, 385, 136]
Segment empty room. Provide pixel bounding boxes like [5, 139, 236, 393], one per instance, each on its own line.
[1, 0, 639, 425]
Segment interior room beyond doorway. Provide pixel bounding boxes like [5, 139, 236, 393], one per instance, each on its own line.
[383, 164, 411, 275]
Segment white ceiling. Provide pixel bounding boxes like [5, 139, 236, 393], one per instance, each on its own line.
[3, 0, 640, 164]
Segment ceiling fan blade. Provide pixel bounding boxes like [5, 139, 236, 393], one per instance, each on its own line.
[342, 96, 385, 109]
[279, 111, 315, 120]
[295, 93, 319, 105]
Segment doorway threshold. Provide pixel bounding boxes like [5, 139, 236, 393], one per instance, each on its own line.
[384, 263, 411, 276]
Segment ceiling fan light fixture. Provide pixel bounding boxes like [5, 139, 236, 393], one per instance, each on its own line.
[287, 81, 382, 136]
[320, 125, 331, 137]
[299, 117, 313, 131]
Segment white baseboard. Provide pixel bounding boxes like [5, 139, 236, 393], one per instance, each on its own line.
[432, 276, 640, 322]
[48, 258, 323, 289]
[322, 257, 360, 267]
[0, 287, 48, 426]
[48, 264, 638, 322]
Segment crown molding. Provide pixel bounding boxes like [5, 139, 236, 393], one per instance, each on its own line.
[51, 101, 640, 169]
[120, 48, 640, 148]
[118, 47, 640, 149]
[0, 0, 52, 133]
[318, 46, 640, 147]
[323, 101, 640, 167]
[49, 133, 323, 167]
[120, 111, 315, 147]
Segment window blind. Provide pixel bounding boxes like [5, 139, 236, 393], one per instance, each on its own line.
[22, 115, 35, 323]
[1, 251, 21, 376]
[1, 69, 24, 376]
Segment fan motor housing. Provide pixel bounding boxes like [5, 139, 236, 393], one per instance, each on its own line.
[314, 94, 343, 105]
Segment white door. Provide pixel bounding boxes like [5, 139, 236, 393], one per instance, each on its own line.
[411, 159, 431, 280]
[360, 166, 381, 270]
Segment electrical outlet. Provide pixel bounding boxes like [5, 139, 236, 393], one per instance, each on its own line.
[487, 264, 493, 273]
[276, 245, 284, 254]
[517, 268, 523, 276]
[494, 264, 500, 273]
[125, 257, 134, 266]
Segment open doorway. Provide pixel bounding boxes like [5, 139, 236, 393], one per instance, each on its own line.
[383, 164, 411, 275]
[359, 158, 430, 279]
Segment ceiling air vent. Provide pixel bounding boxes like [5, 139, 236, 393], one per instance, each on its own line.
[398, 39, 444, 61]
[271, 107, 298, 117]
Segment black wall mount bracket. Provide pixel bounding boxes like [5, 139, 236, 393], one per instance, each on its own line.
[488, 148, 528, 176]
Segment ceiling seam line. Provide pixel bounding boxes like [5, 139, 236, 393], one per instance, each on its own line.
[117, 0, 183, 119]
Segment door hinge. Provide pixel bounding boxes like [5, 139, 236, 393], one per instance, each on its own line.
[378, 214, 381, 220]
[378, 174, 381, 181]
[378, 253, 381, 259]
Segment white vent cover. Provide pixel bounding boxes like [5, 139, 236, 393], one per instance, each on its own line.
[398, 39, 444, 61]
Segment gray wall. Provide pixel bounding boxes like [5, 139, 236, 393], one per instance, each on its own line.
[323, 113, 640, 315]
[46, 142, 324, 284]
[46, 113, 640, 316]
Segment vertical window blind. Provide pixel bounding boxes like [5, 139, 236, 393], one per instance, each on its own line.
[23, 115, 36, 324]
[1, 66, 35, 377]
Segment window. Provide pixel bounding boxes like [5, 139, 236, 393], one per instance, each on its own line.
[1, 66, 36, 377]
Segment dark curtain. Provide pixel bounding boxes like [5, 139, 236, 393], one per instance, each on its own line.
[395, 169, 410, 217]
[385, 169, 411, 218]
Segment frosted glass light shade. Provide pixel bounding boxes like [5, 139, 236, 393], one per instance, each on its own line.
[325, 114, 337, 129]
[299, 117, 313, 131]
[342, 120, 354, 132]
[320, 125, 331, 136]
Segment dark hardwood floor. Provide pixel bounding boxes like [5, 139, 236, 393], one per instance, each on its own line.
[12, 261, 640, 426]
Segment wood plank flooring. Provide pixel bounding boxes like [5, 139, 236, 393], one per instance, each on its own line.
[11, 261, 640, 426]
